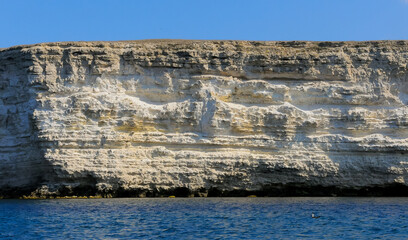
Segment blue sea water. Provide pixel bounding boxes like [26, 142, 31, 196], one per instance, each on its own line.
[1, 198, 408, 239]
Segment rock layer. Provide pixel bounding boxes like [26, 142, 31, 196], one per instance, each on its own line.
[1, 40, 408, 197]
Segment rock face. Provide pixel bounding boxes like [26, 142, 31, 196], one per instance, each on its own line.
[1, 40, 408, 197]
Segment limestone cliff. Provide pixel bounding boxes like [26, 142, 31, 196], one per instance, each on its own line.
[1, 40, 408, 197]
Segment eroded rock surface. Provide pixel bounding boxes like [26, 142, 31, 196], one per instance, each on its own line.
[1, 40, 408, 197]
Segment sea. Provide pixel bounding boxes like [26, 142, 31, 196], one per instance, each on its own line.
[1, 197, 407, 239]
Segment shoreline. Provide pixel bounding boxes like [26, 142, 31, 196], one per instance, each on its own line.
[2, 183, 408, 199]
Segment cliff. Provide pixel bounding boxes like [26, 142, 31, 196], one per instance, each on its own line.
[1, 40, 408, 197]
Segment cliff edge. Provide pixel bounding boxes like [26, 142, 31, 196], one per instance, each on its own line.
[1, 40, 408, 197]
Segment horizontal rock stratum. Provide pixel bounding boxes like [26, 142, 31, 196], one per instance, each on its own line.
[1, 40, 408, 198]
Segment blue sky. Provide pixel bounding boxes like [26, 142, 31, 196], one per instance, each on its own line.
[1, 0, 407, 48]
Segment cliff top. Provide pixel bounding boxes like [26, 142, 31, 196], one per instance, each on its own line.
[1, 39, 408, 53]
[1, 39, 408, 83]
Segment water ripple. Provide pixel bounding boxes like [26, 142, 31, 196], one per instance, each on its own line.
[1, 197, 408, 239]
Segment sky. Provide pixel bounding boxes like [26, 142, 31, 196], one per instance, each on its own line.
[0, 0, 407, 48]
